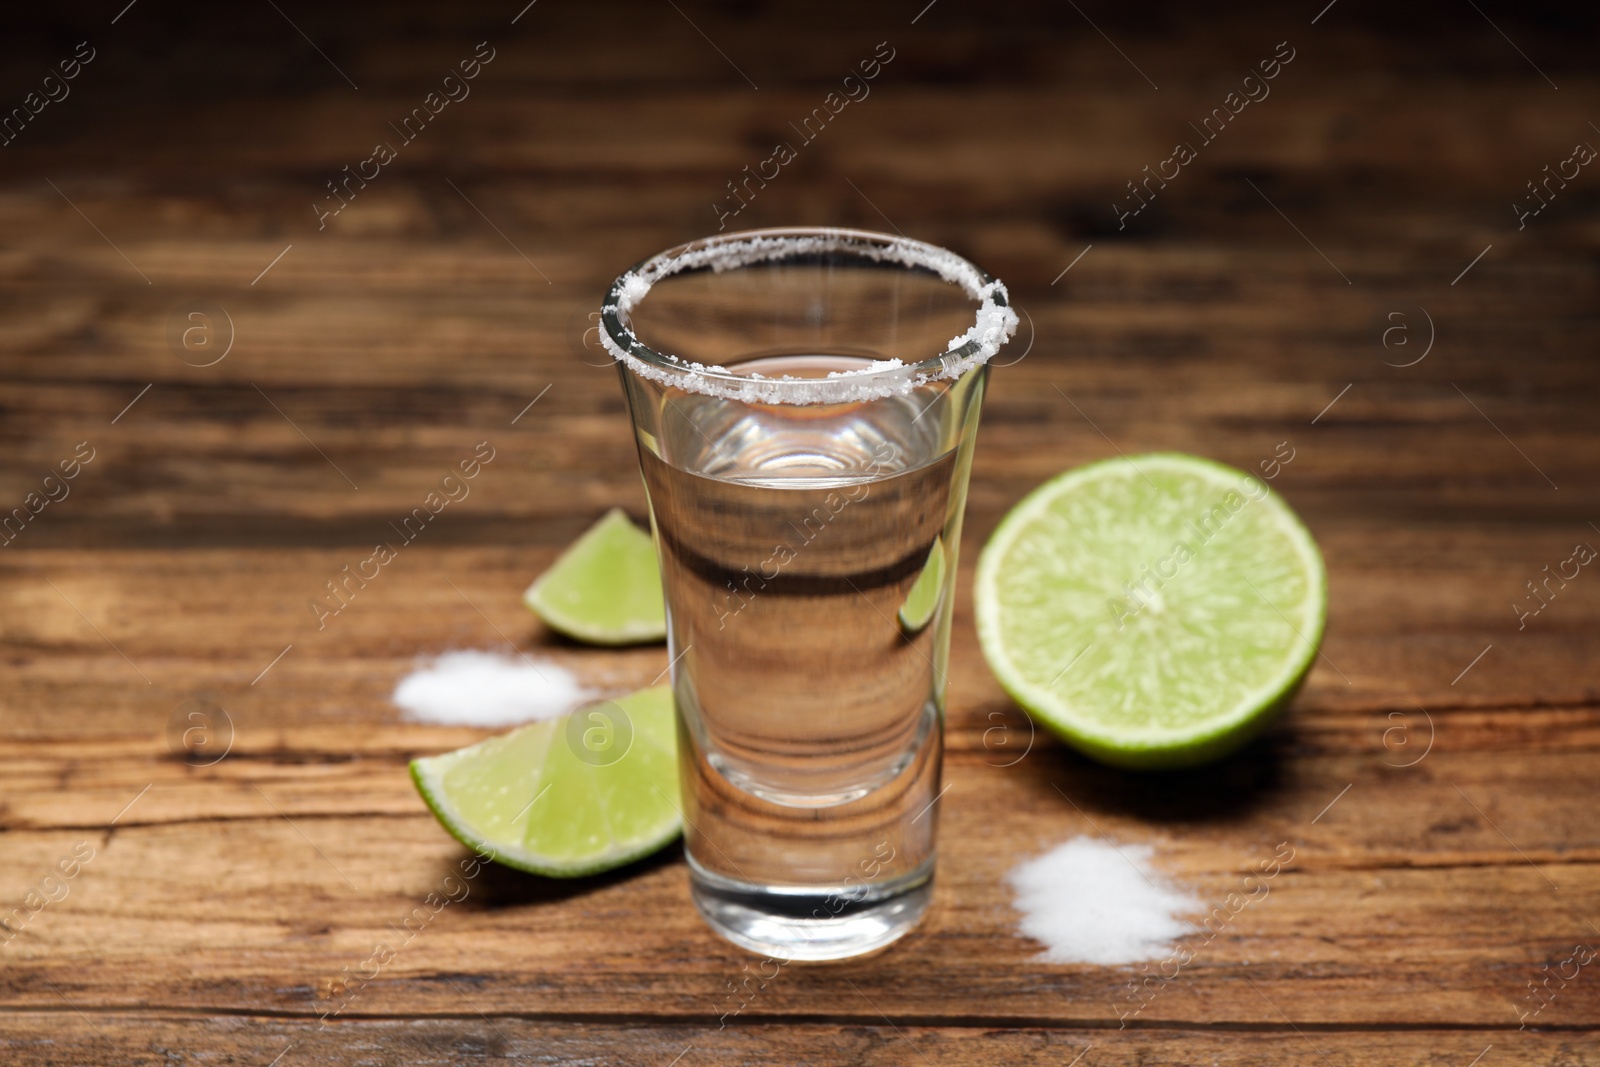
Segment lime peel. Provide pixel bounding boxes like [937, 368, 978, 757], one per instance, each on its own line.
[524, 508, 667, 645]
[975, 453, 1326, 770]
[410, 684, 681, 878]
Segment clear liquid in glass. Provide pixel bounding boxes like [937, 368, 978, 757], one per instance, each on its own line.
[639, 354, 974, 959]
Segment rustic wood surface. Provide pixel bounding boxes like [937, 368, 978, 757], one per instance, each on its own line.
[3, 1, 1599, 1063]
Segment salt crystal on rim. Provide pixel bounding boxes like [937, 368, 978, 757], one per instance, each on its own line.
[599, 229, 1019, 406]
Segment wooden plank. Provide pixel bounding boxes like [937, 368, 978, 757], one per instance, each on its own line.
[0, 1014, 1587, 1067]
[5, 531, 1597, 738]
[1, 731, 1596, 1026]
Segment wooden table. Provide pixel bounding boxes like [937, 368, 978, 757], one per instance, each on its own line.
[3, 2, 1597, 1063]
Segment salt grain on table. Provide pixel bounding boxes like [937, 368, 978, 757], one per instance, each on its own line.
[392, 649, 589, 727]
[1009, 836, 1201, 964]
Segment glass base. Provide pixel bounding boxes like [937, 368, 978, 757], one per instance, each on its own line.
[688, 855, 934, 961]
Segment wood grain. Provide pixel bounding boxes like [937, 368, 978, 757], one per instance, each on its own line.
[7, 1015, 1595, 1067]
[2, 0, 1598, 1063]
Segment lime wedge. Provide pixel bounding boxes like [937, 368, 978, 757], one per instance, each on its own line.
[524, 509, 667, 645]
[975, 453, 1326, 770]
[898, 536, 946, 634]
[409, 685, 681, 877]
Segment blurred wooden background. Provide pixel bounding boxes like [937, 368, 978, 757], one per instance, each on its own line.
[1, 0, 1597, 1063]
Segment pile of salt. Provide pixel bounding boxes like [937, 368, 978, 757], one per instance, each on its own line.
[1008, 836, 1201, 964]
[392, 650, 589, 728]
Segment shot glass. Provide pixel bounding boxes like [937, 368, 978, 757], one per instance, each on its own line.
[600, 227, 1017, 960]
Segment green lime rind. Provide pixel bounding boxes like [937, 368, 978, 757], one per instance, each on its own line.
[409, 685, 681, 878]
[898, 535, 946, 634]
[524, 508, 667, 645]
[975, 453, 1326, 771]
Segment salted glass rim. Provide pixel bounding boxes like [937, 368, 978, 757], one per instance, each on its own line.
[598, 227, 1018, 406]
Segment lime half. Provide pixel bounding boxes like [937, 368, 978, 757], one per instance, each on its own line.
[410, 685, 681, 877]
[898, 536, 946, 634]
[524, 509, 667, 645]
[975, 453, 1326, 770]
